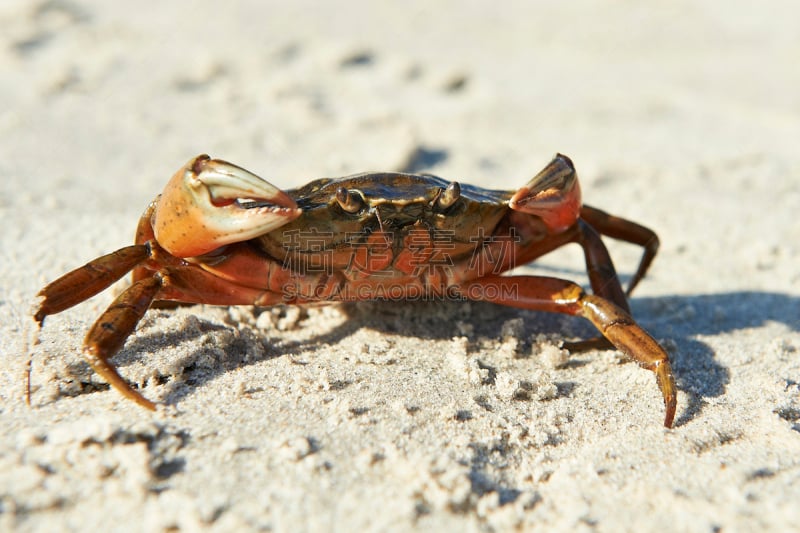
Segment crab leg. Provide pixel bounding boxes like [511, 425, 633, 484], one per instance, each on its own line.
[37, 259, 287, 410]
[558, 215, 656, 352]
[30, 152, 305, 408]
[502, 217, 628, 353]
[34, 244, 151, 324]
[458, 275, 676, 427]
[82, 276, 163, 410]
[572, 220, 630, 313]
[580, 205, 659, 296]
[32, 245, 160, 409]
[553, 219, 632, 352]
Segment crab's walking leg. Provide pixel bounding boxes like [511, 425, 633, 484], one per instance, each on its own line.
[459, 275, 676, 427]
[29, 244, 152, 406]
[580, 205, 659, 296]
[82, 276, 163, 410]
[32, 247, 161, 410]
[556, 220, 629, 352]
[573, 220, 629, 313]
[510, 219, 631, 313]
[34, 245, 151, 323]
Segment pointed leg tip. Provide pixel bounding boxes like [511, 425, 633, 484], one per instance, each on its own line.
[663, 395, 677, 428]
[119, 386, 158, 411]
[139, 398, 158, 411]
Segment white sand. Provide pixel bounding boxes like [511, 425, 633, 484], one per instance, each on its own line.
[2, 1, 800, 531]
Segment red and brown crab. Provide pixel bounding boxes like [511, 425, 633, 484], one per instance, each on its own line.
[34, 154, 676, 426]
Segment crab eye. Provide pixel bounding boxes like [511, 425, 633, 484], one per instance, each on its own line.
[434, 181, 460, 210]
[335, 187, 364, 213]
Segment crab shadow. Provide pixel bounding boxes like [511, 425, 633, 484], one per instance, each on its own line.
[119, 291, 798, 426]
[633, 291, 800, 426]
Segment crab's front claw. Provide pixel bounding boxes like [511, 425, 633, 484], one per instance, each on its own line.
[153, 155, 302, 257]
[509, 154, 582, 233]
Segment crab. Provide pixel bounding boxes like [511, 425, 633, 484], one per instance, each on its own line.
[33, 154, 676, 427]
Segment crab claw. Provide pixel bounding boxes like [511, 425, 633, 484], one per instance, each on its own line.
[509, 154, 582, 233]
[154, 155, 302, 258]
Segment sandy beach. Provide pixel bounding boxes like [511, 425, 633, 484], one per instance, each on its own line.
[2, 1, 799, 531]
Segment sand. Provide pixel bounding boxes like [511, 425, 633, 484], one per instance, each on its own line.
[2, 1, 799, 531]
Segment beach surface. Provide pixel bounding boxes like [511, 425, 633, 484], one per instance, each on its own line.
[2, 1, 799, 531]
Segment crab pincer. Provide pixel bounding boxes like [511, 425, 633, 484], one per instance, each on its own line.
[34, 155, 301, 409]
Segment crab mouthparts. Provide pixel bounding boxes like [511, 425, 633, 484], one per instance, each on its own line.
[154, 155, 302, 258]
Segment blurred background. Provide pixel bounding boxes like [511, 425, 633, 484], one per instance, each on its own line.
[3, 1, 797, 196]
[4, 0, 798, 294]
